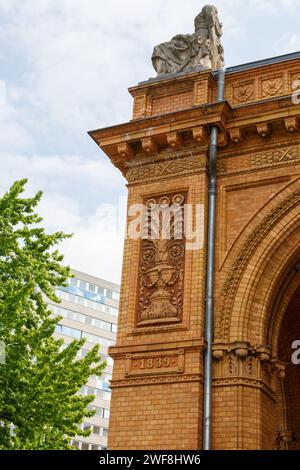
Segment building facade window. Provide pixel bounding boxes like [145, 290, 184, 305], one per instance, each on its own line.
[79, 384, 111, 399]
[59, 278, 120, 306]
[55, 323, 114, 350]
[70, 441, 106, 451]
[51, 270, 119, 451]
[50, 304, 117, 333]
[54, 290, 118, 316]
[82, 423, 109, 437]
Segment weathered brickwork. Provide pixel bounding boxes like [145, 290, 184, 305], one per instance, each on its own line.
[89, 53, 300, 450]
[129, 58, 300, 120]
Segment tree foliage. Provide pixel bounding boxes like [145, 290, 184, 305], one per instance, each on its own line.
[0, 180, 105, 449]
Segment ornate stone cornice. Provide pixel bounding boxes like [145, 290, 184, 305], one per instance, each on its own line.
[89, 100, 228, 145]
[89, 94, 300, 175]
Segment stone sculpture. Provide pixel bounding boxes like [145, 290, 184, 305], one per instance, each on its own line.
[152, 4, 224, 75]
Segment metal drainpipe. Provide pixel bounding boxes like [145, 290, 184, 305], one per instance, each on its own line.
[203, 67, 226, 451]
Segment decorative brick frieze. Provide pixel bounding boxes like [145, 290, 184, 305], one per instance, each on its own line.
[126, 153, 207, 185]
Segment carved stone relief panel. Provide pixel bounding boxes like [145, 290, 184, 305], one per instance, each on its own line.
[232, 81, 255, 105]
[261, 76, 283, 99]
[137, 192, 187, 326]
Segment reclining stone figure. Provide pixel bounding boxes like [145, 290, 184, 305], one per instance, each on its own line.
[152, 4, 224, 75]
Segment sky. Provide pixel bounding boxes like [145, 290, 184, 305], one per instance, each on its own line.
[1, 0, 300, 284]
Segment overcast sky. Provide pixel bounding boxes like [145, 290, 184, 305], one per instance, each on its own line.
[1, 0, 300, 284]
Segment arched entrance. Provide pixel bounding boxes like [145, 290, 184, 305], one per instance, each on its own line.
[275, 282, 300, 449]
[213, 178, 300, 449]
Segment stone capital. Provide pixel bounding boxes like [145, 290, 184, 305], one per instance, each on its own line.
[212, 341, 284, 396]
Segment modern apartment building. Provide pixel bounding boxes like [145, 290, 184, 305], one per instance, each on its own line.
[48, 269, 119, 450]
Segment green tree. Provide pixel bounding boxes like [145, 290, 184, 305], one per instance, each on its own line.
[0, 180, 105, 450]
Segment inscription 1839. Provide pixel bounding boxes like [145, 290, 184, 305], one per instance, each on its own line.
[126, 351, 185, 377]
[132, 356, 177, 371]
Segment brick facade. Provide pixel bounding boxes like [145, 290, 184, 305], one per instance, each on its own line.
[89, 53, 300, 450]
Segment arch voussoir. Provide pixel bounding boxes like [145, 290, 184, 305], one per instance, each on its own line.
[216, 177, 300, 348]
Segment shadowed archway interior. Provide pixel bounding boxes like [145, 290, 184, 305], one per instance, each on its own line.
[277, 284, 300, 448]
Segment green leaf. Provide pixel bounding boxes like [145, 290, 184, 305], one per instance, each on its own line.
[0, 180, 106, 450]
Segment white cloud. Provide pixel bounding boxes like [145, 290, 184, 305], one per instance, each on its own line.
[0, 153, 125, 196]
[38, 190, 126, 284]
[1, 0, 297, 149]
[279, 33, 300, 54]
[251, 0, 274, 12]
[0, 118, 33, 152]
[0, 152, 126, 283]
[38, 193, 82, 229]
[0, 0, 254, 142]
[0, 99, 33, 152]
[1, 0, 300, 284]
[251, 0, 299, 12]
[278, 0, 299, 11]
[59, 209, 125, 285]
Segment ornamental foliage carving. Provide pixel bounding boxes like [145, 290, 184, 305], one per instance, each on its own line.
[261, 77, 283, 98]
[213, 343, 284, 397]
[232, 83, 254, 104]
[137, 192, 187, 326]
